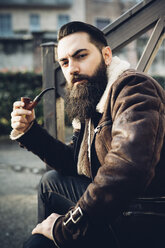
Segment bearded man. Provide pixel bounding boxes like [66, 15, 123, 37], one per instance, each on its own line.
[10, 22, 165, 248]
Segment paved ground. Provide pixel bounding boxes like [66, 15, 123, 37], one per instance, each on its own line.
[0, 136, 45, 248]
[0, 129, 72, 248]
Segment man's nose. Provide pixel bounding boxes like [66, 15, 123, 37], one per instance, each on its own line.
[69, 60, 80, 75]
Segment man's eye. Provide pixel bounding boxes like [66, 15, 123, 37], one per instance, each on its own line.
[61, 61, 68, 67]
[77, 54, 87, 59]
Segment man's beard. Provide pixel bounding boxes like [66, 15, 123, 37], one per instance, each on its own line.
[65, 58, 108, 123]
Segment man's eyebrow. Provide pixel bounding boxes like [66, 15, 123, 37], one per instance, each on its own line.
[71, 49, 88, 58]
[58, 49, 88, 62]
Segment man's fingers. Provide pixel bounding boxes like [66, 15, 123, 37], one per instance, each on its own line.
[11, 114, 30, 130]
[31, 213, 60, 240]
[11, 115, 28, 128]
[11, 101, 35, 133]
[13, 101, 25, 109]
[12, 115, 28, 123]
[11, 121, 26, 130]
[11, 108, 32, 117]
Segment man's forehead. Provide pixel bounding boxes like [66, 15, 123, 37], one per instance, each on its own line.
[57, 32, 92, 59]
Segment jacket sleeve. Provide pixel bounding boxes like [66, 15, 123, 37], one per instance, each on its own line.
[52, 73, 165, 246]
[16, 121, 77, 175]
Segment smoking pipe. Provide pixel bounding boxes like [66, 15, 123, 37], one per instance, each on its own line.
[21, 87, 55, 110]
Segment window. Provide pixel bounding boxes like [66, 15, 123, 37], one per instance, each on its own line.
[57, 14, 70, 29]
[0, 14, 12, 36]
[30, 14, 40, 32]
[95, 18, 111, 30]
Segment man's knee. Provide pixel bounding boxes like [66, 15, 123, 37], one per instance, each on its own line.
[39, 170, 63, 195]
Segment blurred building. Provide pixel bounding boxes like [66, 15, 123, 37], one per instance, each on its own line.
[0, 0, 164, 75]
[0, 0, 85, 72]
[85, 0, 139, 69]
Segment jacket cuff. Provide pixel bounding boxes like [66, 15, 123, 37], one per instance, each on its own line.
[15, 120, 40, 145]
[52, 206, 89, 247]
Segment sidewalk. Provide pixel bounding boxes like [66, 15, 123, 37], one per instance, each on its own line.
[0, 136, 45, 248]
[0, 127, 72, 248]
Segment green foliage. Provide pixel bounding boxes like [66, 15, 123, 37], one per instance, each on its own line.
[0, 72, 164, 136]
[0, 72, 43, 135]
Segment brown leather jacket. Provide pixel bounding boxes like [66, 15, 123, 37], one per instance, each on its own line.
[17, 70, 165, 247]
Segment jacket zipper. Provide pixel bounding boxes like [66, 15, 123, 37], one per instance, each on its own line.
[90, 119, 112, 180]
[94, 120, 112, 134]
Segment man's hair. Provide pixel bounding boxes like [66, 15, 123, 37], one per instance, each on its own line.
[57, 21, 108, 50]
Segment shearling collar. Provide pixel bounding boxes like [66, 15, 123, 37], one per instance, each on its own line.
[96, 56, 130, 113]
[72, 56, 130, 130]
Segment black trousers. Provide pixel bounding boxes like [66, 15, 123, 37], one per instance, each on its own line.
[37, 170, 91, 222]
[23, 170, 117, 248]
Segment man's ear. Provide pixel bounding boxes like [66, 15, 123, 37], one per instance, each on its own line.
[102, 46, 112, 66]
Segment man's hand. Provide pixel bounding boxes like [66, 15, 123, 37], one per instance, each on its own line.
[11, 101, 35, 133]
[32, 213, 61, 240]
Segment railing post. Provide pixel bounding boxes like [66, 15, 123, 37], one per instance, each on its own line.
[41, 42, 65, 142]
[136, 16, 165, 72]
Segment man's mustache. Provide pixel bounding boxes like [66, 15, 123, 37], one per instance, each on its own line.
[71, 74, 90, 84]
